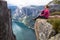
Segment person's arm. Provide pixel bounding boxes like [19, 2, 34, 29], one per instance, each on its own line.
[40, 10, 45, 16]
[41, 10, 49, 16]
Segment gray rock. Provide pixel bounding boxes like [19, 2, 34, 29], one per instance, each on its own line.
[0, 1, 16, 40]
[49, 33, 60, 40]
[34, 19, 55, 40]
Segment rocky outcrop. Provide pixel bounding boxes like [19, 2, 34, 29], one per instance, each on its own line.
[49, 33, 60, 40]
[49, 15, 60, 19]
[0, 1, 16, 40]
[48, 1, 60, 12]
[34, 19, 55, 40]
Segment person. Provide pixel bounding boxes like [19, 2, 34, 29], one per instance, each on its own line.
[33, 5, 50, 20]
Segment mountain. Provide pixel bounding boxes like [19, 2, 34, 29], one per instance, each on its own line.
[48, 1, 60, 12]
[20, 5, 44, 28]
[8, 6, 17, 13]
[8, 5, 44, 28]
[21, 5, 44, 17]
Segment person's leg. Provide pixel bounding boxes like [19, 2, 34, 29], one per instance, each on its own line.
[33, 16, 47, 20]
[39, 16, 48, 19]
[33, 16, 41, 20]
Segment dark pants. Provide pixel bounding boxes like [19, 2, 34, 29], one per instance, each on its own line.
[34, 16, 47, 20]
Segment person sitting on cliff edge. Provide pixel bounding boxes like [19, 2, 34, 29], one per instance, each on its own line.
[33, 5, 50, 21]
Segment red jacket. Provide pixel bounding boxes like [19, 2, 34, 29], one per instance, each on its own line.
[40, 9, 50, 19]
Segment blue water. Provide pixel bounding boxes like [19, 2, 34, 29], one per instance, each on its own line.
[12, 21, 36, 40]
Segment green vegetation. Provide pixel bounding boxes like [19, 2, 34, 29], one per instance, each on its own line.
[47, 0, 60, 33]
[53, 0, 60, 4]
[51, 12, 60, 16]
[47, 18, 60, 33]
[57, 1, 60, 4]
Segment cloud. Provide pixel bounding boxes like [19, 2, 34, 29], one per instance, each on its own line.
[6, 0, 52, 7]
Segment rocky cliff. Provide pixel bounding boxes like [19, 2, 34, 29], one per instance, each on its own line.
[0, 1, 16, 40]
[48, 1, 60, 12]
[34, 19, 60, 40]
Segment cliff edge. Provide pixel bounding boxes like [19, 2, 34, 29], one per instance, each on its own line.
[34, 19, 60, 40]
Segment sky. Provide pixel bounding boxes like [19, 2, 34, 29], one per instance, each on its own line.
[5, 0, 52, 7]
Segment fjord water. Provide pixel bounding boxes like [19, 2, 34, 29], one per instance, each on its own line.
[12, 21, 36, 40]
